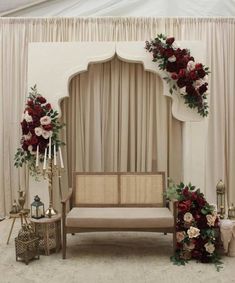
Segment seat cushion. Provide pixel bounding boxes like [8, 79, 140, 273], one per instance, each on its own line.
[66, 207, 174, 228]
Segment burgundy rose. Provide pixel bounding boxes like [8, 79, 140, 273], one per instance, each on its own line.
[27, 100, 34, 107]
[34, 105, 42, 115]
[171, 73, 178, 80]
[43, 124, 53, 131]
[29, 135, 38, 145]
[37, 96, 46, 104]
[22, 142, 29, 151]
[166, 62, 178, 73]
[45, 103, 52, 110]
[191, 192, 197, 201]
[178, 69, 186, 78]
[178, 200, 192, 213]
[166, 37, 175, 45]
[197, 68, 206, 78]
[189, 70, 198, 81]
[164, 48, 174, 58]
[27, 108, 34, 116]
[21, 120, 29, 135]
[198, 83, 208, 94]
[195, 63, 203, 70]
[177, 78, 186, 88]
[186, 85, 197, 96]
[197, 196, 206, 207]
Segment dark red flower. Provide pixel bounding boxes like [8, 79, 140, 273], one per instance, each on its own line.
[178, 200, 192, 213]
[171, 73, 178, 80]
[191, 192, 197, 201]
[186, 85, 197, 96]
[43, 124, 53, 131]
[45, 103, 51, 110]
[195, 63, 203, 70]
[29, 135, 38, 145]
[178, 69, 186, 78]
[182, 187, 190, 198]
[27, 108, 34, 116]
[27, 100, 34, 107]
[166, 37, 175, 45]
[166, 62, 178, 73]
[34, 105, 42, 115]
[164, 48, 174, 58]
[198, 83, 208, 94]
[21, 120, 29, 135]
[177, 78, 186, 88]
[197, 68, 206, 78]
[37, 96, 46, 104]
[189, 70, 198, 81]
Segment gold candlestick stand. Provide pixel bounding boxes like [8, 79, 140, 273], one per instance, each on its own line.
[44, 158, 57, 218]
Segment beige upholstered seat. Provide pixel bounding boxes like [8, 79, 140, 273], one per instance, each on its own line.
[66, 207, 174, 228]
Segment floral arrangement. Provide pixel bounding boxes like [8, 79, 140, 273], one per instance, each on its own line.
[166, 181, 222, 270]
[14, 85, 64, 177]
[145, 34, 210, 117]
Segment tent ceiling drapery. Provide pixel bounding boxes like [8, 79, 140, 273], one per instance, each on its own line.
[2, 0, 235, 17]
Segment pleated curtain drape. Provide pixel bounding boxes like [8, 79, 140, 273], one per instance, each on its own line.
[60, 57, 182, 188]
[0, 18, 235, 216]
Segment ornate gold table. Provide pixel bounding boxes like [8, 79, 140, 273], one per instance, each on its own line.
[30, 214, 61, 255]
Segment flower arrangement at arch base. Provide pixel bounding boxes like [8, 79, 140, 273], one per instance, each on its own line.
[14, 85, 65, 178]
[145, 34, 210, 117]
[166, 181, 223, 271]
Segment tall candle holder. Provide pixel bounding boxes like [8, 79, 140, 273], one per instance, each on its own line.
[43, 158, 57, 218]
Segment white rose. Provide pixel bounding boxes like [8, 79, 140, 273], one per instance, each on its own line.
[24, 111, 33, 123]
[24, 132, 32, 141]
[35, 127, 43, 136]
[204, 242, 215, 254]
[168, 55, 176, 62]
[187, 226, 200, 238]
[42, 130, 52, 139]
[187, 60, 196, 71]
[176, 231, 186, 243]
[40, 116, 51, 125]
[28, 145, 36, 155]
[184, 212, 194, 223]
[193, 79, 204, 89]
[206, 214, 216, 227]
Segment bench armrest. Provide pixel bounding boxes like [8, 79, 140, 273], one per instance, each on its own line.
[61, 187, 73, 205]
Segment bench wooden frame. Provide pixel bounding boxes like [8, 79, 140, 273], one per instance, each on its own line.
[61, 172, 177, 259]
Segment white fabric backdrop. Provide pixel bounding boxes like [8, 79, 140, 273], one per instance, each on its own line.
[5, 0, 235, 17]
[0, 17, 234, 216]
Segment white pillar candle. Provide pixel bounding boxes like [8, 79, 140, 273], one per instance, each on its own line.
[36, 145, 39, 167]
[48, 136, 51, 159]
[43, 147, 47, 170]
[54, 144, 57, 166]
[58, 146, 64, 168]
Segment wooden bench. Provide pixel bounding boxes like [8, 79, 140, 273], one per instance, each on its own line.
[61, 172, 177, 259]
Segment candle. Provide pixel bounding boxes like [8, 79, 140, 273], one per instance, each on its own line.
[48, 136, 51, 159]
[43, 147, 47, 170]
[58, 146, 64, 168]
[54, 144, 57, 166]
[36, 145, 39, 167]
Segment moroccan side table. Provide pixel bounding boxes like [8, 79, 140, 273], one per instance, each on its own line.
[7, 209, 30, 244]
[30, 214, 61, 255]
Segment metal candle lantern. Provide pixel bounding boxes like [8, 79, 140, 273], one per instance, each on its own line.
[228, 204, 235, 220]
[31, 195, 45, 219]
[216, 180, 225, 219]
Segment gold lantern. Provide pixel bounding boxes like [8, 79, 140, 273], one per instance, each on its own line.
[228, 203, 235, 220]
[216, 180, 225, 219]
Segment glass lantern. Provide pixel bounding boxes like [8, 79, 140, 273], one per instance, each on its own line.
[31, 195, 45, 219]
[216, 180, 225, 219]
[228, 203, 235, 220]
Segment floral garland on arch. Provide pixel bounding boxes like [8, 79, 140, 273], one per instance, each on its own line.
[145, 34, 209, 117]
[14, 85, 65, 178]
[166, 181, 222, 271]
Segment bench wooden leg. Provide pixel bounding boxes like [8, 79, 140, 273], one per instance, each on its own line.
[62, 229, 67, 259]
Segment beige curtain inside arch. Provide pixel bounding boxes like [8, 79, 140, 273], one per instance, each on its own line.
[60, 57, 182, 187]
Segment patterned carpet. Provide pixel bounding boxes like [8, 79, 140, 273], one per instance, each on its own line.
[0, 218, 235, 283]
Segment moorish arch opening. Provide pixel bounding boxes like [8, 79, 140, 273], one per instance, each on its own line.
[60, 56, 183, 188]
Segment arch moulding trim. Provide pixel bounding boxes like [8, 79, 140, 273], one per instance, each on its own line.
[28, 41, 206, 122]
